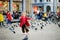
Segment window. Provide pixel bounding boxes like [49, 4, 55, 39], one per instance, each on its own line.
[46, 6, 51, 12]
[49, 0, 50, 1]
[47, 0, 48, 2]
[59, 0, 60, 2]
[34, 0, 37, 2]
[40, 0, 42, 2]
[46, 0, 50, 2]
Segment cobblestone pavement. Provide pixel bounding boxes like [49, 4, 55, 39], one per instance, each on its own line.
[0, 22, 60, 40]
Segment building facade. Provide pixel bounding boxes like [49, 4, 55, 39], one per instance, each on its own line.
[0, 0, 22, 13]
[32, 0, 59, 13]
[26, 0, 31, 14]
[57, 0, 60, 12]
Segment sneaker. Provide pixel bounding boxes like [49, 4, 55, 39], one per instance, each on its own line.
[41, 27, 43, 29]
[12, 31, 15, 34]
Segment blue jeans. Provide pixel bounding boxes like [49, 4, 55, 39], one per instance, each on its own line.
[6, 19, 11, 24]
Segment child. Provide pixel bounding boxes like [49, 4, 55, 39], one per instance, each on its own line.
[19, 11, 31, 34]
[0, 12, 4, 27]
[6, 11, 13, 26]
[6, 11, 15, 33]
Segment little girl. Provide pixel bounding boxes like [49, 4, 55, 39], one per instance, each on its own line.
[19, 11, 31, 34]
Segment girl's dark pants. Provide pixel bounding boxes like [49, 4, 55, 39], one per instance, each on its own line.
[22, 24, 29, 33]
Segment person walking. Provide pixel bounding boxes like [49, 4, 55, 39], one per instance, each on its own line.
[6, 11, 15, 33]
[6, 11, 13, 26]
[0, 12, 5, 27]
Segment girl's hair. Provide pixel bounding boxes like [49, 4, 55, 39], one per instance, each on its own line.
[21, 11, 26, 16]
[7, 11, 10, 13]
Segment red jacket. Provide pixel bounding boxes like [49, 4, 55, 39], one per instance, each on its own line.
[6, 13, 12, 21]
[57, 12, 60, 17]
[19, 16, 31, 27]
